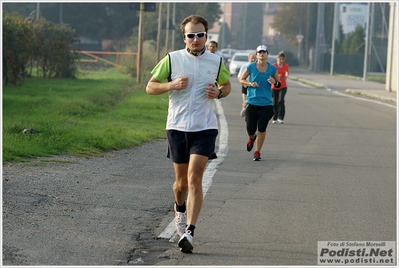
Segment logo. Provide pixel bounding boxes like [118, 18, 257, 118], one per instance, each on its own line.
[318, 241, 396, 265]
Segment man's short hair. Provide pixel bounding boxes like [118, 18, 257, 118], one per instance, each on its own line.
[209, 40, 218, 48]
[181, 15, 209, 35]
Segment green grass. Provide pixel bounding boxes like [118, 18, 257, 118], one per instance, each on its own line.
[3, 68, 168, 162]
[367, 74, 386, 84]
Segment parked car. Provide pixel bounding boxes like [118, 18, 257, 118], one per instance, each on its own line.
[228, 52, 251, 76]
[228, 52, 278, 76]
[220, 48, 237, 61]
[268, 54, 278, 64]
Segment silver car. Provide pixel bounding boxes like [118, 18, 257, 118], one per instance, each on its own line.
[228, 52, 251, 76]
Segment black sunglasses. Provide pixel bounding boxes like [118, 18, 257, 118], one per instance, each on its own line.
[257, 50, 267, 53]
[185, 32, 206, 39]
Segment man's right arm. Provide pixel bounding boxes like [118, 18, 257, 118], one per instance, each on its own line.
[146, 54, 190, 95]
[146, 76, 173, 95]
[146, 56, 172, 95]
[146, 76, 190, 95]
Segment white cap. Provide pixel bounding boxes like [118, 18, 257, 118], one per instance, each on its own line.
[256, 45, 268, 52]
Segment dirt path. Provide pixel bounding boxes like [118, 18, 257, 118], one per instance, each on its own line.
[2, 139, 176, 265]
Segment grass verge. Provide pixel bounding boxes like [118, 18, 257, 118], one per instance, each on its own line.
[3, 68, 168, 162]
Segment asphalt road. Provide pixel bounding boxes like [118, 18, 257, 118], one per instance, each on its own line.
[155, 77, 396, 265]
[2, 76, 396, 266]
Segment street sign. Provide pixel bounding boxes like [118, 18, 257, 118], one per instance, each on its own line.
[296, 34, 304, 44]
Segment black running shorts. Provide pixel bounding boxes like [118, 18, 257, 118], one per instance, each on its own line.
[166, 129, 218, 164]
[245, 104, 274, 134]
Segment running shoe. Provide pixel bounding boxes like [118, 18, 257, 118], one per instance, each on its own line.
[272, 120, 278, 124]
[253, 151, 261, 161]
[278, 119, 284, 124]
[246, 135, 257, 151]
[178, 230, 194, 253]
[174, 203, 186, 236]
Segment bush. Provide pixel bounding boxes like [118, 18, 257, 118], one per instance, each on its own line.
[3, 12, 34, 85]
[2, 11, 80, 85]
[27, 16, 80, 78]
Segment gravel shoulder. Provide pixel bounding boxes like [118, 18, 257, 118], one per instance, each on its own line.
[2, 139, 176, 266]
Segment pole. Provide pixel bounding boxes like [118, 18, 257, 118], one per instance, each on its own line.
[171, 3, 175, 51]
[330, 3, 338, 76]
[156, 3, 162, 63]
[222, 19, 225, 49]
[386, 2, 396, 92]
[368, 3, 375, 72]
[305, 3, 310, 67]
[221, 3, 225, 49]
[362, 3, 370, 81]
[297, 41, 300, 61]
[242, 3, 247, 49]
[36, 3, 40, 19]
[137, 3, 145, 84]
[165, 3, 170, 53]
[313, 3, 322, 71]
[59, 3, 63, 24]
[314, 3, 326, 72]
[298, 4, 303, 65]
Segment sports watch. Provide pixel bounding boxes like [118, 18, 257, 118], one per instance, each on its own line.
[217, 89, 223, 99]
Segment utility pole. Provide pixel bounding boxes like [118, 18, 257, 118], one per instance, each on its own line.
[221, 3, 225, 49]
[165, 3, 170, 53]
[137, 3, 145, 84]
[242, 3, 247, 49]
[330, 2, 339, 76]
[305, 3, 310, 67]
[36, 3, 40, 19]
[222, 18, 225, 49]
[386, 2, 397, 92]
[59, 3, 63, 24]
[171, 3, 176, 51]
[131, 3, 156, 83]
[362, 3, 370, 81]
[156, 3, 162, 63]
[313, 3, 326, 72]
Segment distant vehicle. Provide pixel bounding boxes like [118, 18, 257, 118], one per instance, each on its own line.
[228, 52, 251, 76]
[268, 54, 278, 64]
[228, 52, 278, 76]
[220, 48, 236, 61]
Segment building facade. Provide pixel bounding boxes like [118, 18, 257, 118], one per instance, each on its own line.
[208, 2, 280, 49]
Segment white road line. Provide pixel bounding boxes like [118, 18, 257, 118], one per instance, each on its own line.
[291, 79, 396, 109]
[333, 91, 396, 109]
[157, 100, 228, 239]
[289, 79, 314, 88]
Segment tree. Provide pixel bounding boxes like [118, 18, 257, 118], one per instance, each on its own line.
[242, 3, 264, 49]
[139, 3, 222, 49]
[2, 2, 222, 46]
[43, 3, 140, 40]
[3, 12, 34, 85]
[272, 3, 335, 53]
[333, 25, 346, 53]
[341, 25, 365, 54]
[218, 22, 232, 48]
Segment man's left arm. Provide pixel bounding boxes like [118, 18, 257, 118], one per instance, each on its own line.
[216, 62, 231, 98]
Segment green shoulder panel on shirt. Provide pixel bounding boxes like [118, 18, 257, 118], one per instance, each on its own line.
[217, 61, 231, 85]
[152, 54, 230, 84]
[150, 55, 170, 82]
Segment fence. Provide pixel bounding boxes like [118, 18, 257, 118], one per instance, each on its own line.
[75, 51, 139, 74]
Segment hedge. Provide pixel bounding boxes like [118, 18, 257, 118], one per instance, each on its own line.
[3, 11, 80, 86]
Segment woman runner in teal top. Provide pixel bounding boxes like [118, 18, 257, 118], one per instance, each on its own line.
[238, 45, 281, 161]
